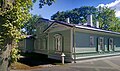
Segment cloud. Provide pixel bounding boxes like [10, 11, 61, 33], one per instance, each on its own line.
[115, 11, 120, 17]
[97, 0, 120, 17]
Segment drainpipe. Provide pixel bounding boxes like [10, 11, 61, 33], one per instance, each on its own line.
[61, 34, 65, 64]
[24, 39, 26, 53]
[73, 25, 76, 63]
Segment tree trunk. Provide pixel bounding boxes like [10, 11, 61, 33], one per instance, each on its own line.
[0, 44, 11, 71]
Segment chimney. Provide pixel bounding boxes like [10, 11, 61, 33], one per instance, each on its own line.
[66, 18, 70, 23]
[96, 21, 99, 28]
[87, 14, 93, 27]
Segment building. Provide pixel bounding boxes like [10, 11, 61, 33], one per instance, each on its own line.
[19, 16, 120, 63]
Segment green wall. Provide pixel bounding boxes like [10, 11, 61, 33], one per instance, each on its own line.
[26, 38, 34, 52]
[48, 29, 72, 61]
[75, 30, 120, 54]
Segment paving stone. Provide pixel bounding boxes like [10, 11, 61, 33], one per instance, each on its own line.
[99, 69, 120, 71]
[70, 68, 96, 71]
[71, 60, 111, 67]
[11, 56, 120, 71]
[108, 60, 120, 66]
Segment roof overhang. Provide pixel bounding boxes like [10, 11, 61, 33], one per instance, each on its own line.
[42, 18, 120, 36]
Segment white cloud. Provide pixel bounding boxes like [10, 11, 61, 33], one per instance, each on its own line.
[115, 11, 120, 17]
[97, 0, 120, 17]
[106, 0, 120, 7]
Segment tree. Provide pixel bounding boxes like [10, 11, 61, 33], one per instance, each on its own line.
[23, 15, 41, 35]
[51, 6, 97, 24]
[0, 0, 55, 70]
[0, 0, 32, 70]
[51, 6, 120, 32]
[33, 0, 55, 8]
[97, 7, 117, 30]
[108, 18, 120, 32]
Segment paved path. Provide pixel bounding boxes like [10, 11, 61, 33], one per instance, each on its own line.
[11, 56, 120, 71]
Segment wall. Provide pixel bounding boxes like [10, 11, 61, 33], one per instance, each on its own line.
[34, 19, 51, 54]
[114, 37, 120, 51]
[18, 38, 34, 52]
[48, 29, 72, 62]
[75, 32, 96, 53]
[26, 38, 34, 52]
[75, 29, 120, 58]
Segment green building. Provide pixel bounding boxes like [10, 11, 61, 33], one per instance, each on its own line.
[20, 17, 120, 63]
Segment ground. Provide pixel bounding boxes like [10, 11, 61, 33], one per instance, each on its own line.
[11, 54, 120, 71]
[10, 53, 63, 70]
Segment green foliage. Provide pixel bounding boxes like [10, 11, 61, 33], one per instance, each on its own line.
[39, 0, 55, 8]
[51, 6, 120, 32]
[0, 0, 33, 48]
[0, 0, 33, 64]
[32, 0, 55, 8]
[109, 18, 120, 32]
[97, 7, 117, 30]
[23, 15, 41, 35]
[0, 0, 55, 64]
[10, 47, 20, 63]
[51, 6, 97, 24]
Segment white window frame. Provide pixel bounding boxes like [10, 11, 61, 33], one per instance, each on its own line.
[109, 38, 114, 51]
[99, 37, 104, 51]
[54, 34, 62, 52]
[90, 36, 94, 47]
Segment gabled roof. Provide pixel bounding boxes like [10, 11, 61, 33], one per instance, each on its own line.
[43, 18, 120, 35]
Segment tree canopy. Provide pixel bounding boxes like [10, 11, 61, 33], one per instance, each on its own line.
[0, 0, 55, 53]
[0, 0, 55, 70]
[97, 7, 117, 30]
[0, 0, 33, 48]
[23, 15, 41, 35]
[51, 6, 97, 24]
[33, 0, 55, 8]
[51, 6, 120, 32]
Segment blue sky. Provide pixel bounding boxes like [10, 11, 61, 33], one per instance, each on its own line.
[30, 0, 120, 19]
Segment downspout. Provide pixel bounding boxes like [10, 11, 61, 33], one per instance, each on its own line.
[73, 25, 76, 63]
[24, 39, 26, 53]
[47, 33, 49, 55]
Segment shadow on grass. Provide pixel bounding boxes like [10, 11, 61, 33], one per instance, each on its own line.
[18, 52, 63, 67]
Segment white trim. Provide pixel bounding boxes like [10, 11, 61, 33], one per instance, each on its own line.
[44, 23, 71, 33]
[75, 48, 96, 53]
[90, 36, 94, 47]
[54, 34, 62, 52]
[109, 38, 114, 51]
[75, 25, 120, 35]
[75, 27, 120, 37]
[98, 37, 104, 52]
[76, 53, 120, 60]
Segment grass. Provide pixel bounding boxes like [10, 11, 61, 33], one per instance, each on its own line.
[11, 62, 43, 70]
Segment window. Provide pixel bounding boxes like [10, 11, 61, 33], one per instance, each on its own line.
[99, 37, 104, 51]
[109, 38, 114, 51]
[54, 34, 62, 51]
[90, 36, 94, 47]
[43, 38, 47, 50]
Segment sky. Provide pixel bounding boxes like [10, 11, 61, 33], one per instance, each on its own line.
[30, 0, 120, 19]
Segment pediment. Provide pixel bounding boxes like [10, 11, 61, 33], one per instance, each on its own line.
[46, 22, 71, 33]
